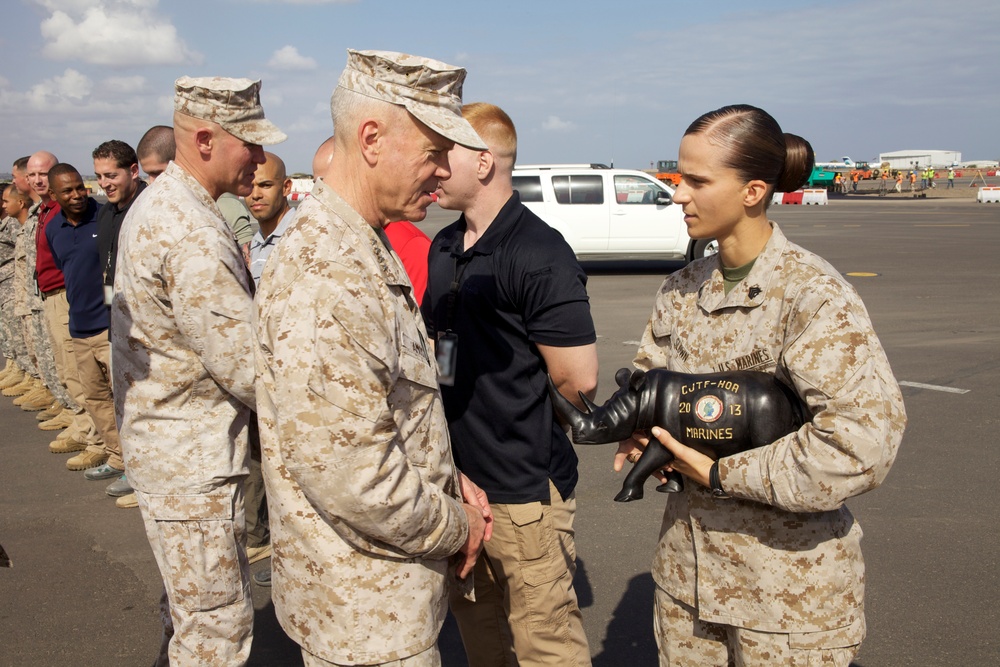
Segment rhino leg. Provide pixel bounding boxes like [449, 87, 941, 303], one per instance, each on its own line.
[655, 471, 684, 493]
[613, 438, 677, 502]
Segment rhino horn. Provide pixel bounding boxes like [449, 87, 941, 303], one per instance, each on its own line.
[547, 375, 591, 428]
[581, 392, 602, 414]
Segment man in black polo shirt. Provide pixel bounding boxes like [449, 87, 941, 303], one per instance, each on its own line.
[45, 164, 124, 498]
[422, 103, 598, 667]
[94, 140, 145, 312]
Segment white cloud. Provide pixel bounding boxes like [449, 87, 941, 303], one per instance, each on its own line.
[100, 75, 146, 94]
[25, 69, 93, 109]
[542, 115, 576, 132]
[36, 0, 200, 66]
[268, 46, 318, 71]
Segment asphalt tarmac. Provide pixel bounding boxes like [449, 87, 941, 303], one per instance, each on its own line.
[2, 198, 998, 666]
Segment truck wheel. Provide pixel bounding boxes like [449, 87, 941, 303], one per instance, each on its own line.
[690, 238, 718, 262]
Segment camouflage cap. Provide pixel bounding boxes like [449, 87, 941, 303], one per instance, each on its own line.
[174, 76, 286, 146]
[337, 49, 487, 150]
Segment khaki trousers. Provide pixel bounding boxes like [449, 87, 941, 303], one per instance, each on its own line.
[72, 331, 123, 469]
[449, 480, 591, 667]
[653, 587, 861, 667]
[42, 291, 102, 444]
[136, 482, 252, 667]
[244, 417, 269, 548]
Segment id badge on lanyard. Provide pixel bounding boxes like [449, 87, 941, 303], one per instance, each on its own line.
[437, 254, 470, 386]
[436, 331, 458, 386]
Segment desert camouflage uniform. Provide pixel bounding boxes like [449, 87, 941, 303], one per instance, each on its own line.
[254, 178, 470, 665]
[0, 216, 25, 364]
[17, 204, 63, 401]
[13, 204, 41, 378]
[113, 161, 255, 666]
[634, 223, 906, 662]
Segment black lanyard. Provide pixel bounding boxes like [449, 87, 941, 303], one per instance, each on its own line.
[444, 253, 472, 332]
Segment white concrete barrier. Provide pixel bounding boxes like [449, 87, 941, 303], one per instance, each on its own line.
[773, 189, 829, 205]
[288, 192, 311, 201]
[802, 189, 829, 205]
[977, 187, 1000, 203]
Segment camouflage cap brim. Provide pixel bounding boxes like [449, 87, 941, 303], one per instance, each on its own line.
[223, 118, 287, 146]
[404, 101, 487, 151]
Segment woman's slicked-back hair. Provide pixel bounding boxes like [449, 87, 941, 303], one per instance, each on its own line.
[684, 104, 814, 195]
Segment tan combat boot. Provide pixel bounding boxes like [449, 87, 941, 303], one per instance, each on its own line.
[0, 359, 17, 382]
[12, 386, 40, 406]
[36, 402, 64, 421]
[67, 449, 108, 471]
[49, 435, 88, 454]
[39, 409, 76, 431]
[17, 385, 55, 410]
[115, 493, 138, 509]
[0, 364, 24, 389]
[2, 375, 35, 397]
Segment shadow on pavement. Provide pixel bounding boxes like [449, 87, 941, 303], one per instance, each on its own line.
[592, 572, 657, 666]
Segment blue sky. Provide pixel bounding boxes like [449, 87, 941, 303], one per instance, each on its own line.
[2, 0, 998, 175]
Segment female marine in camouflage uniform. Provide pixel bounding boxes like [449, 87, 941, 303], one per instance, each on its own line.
[617, 105, 907, 665]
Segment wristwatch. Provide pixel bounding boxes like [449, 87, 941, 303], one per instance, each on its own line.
[709, 461, 729, 499]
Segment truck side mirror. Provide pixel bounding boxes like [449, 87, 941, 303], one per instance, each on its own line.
[656, 192, 673, 206]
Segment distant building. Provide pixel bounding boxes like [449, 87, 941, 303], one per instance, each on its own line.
[878, 150, 961, 170]
[957, 159, 999, 169]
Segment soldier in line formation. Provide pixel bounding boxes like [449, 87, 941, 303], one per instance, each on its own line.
[7, 50, 906, 667]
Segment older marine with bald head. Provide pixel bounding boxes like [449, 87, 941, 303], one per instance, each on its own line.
[112, 76, 285, 667]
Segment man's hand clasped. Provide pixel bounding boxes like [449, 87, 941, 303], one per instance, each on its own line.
[456, 472, 493, 579]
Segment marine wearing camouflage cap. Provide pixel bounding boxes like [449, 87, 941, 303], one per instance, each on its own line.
[337, 49, 487, 150]
[174, 76, 287, 146]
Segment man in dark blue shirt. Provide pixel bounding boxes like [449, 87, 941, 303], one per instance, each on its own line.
[422, 103, 598, 667]
[45, 163, 124, 498]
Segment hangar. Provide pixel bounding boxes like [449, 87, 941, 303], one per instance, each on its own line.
[878, 150, 961, 170]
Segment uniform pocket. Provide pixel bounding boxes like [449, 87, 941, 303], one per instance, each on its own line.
[507, 502, 561, 586]
[146, 492, 244, 612]
[787, 613, 865, 650]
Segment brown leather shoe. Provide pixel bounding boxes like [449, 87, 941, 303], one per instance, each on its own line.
[67, 449, 108, 471]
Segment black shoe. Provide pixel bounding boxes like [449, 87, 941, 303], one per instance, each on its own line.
[253, 568, 271, 587]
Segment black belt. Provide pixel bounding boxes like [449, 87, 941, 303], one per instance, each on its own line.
[40, 287, 65, 301]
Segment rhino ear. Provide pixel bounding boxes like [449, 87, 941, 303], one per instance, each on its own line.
[629, 369, 647, 392]
[614, 368, 632, 388]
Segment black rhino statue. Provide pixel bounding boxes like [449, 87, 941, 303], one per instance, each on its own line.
[549, 367, 807, 502]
